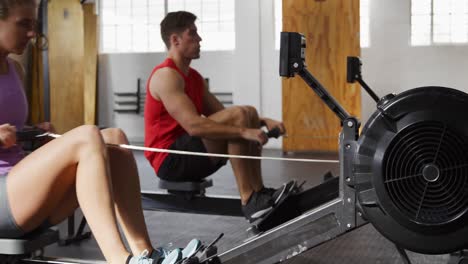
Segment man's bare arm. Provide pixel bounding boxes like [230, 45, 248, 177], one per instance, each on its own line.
[149, 68, 267, 144]
[202, 80, 225, 116]
[198, 77, 285, 135]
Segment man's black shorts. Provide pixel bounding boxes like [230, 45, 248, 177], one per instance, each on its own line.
[157, 133, 227, 182]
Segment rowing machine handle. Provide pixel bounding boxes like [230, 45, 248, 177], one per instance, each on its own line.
[16, 128, 45, 142]
[255, 127, 281, 146]
[266, 127, 281, 139]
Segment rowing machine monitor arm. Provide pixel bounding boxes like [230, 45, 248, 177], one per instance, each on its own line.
[279, 32, 357, 129]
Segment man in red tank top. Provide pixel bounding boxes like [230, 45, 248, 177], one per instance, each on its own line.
[145, 11, 293, 223]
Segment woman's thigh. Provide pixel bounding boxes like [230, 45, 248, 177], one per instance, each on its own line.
[0, 175, 23, 238]
[6, 125, 99, 233]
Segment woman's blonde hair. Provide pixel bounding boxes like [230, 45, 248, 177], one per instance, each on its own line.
[0, 0, 37, 20]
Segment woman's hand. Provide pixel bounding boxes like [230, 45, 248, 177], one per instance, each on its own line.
[0, 123, 17, 148]
[34, 122, 56, 146]
[35, 122, 56, 133]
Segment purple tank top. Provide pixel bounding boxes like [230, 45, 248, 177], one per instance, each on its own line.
[0, 58, 28, 175]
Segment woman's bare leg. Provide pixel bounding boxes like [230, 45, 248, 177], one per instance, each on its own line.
[7, 125, 129, 264]
[39, 128, 154, 257]
[46, 181, 79, 225]
[101, 128, 153, 256]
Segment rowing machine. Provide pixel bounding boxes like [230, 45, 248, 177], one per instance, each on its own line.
[194, 32, 468, 264]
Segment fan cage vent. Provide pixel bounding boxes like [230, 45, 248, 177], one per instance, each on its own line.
[383, 121, 468, 225]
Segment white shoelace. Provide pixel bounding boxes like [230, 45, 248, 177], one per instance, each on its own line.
[134, 249, 153, 264]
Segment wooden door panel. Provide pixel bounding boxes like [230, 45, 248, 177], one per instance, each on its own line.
[48, 0, 84, 133]
[282, 0, 361, 152]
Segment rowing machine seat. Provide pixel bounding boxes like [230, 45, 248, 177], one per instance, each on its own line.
[159, 178, 213, 198]
[0, 228, 59, 257]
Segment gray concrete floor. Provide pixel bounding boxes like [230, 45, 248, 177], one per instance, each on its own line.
[45, 149, 450, 264]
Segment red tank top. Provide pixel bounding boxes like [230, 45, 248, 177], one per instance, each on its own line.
[144, 58, 204, 173]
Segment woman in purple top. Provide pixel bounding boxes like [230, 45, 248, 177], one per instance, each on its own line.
[0, 1, 195, 264]
[0, 57, 27, 175]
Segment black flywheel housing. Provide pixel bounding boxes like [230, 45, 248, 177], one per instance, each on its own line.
[354, 86, 468, 254]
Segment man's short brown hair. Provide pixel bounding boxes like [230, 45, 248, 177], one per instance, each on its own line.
[160, 11, 197, 49]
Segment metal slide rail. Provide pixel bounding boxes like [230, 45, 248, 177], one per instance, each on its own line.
[216, 119, 367, 264]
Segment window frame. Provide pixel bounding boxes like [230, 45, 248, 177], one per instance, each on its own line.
[411, 0, 468, 46]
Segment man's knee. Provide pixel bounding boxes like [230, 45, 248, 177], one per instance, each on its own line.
[228, 106, 248, 126]
[231, 105, 259, 127]
[242, 105, 260, 125]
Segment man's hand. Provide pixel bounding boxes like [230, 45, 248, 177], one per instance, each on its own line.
[261, 118, 286, 135]
[0, 124, 17, 148]
[241, 128, 269, 146]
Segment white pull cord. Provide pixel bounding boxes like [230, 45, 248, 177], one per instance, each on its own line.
[41, 132, 339, 164]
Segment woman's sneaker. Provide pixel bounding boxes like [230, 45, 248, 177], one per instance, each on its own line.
[161, 249, 182, 264]
[150, 247, 170, 261]
[150, 239, 201, 263]
[149, 248, 182, 264]
[128, 250, 151, 264]
[181, 238, 202, 259]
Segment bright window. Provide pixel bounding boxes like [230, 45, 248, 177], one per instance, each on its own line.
[274, 0, 282, 50]
[168, 0, 235, 51]
[411, 0, 468, 46]
[100, 0, 235, 53]
[360, 0, 370, 47]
